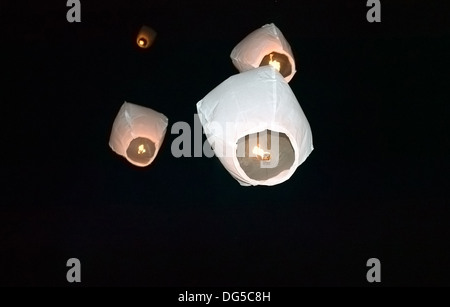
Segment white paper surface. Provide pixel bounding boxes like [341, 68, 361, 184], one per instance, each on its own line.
[197, 66, 313, 186]
[230, 23, 296, 82]
[109, 102, 168, 167]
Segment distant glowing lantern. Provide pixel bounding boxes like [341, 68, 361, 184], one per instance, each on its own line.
[136, 25, 157, 49]
[109, 102, 168, 167]
[230, 23, 296, 82]
[197, 66, 313, 186]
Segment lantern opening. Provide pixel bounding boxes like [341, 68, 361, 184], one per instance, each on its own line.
[236, 130, 295, 181]
[259, 52, 292, 78]
[126, 137, 156, 165]
[138, 38, 147, 47]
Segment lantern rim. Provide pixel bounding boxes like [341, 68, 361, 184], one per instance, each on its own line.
[256, 49, 296, 82]
[125, 136, 156, 166]
[232, 124, 300, 186]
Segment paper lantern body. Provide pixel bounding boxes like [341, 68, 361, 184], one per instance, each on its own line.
[109, 102, 168, 167]
[230, 23, 296, 82]
[136, 25, 157, 49]
[196, 66, 313, 186]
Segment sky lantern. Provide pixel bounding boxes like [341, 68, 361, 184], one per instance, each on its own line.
[196, 66, 313, 186]
[109, 102, 168, 167]
[136, 25, 157, 49]
[230, 23, 296, 82]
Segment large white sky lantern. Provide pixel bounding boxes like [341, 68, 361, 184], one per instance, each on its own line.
[230, 23, 296, 82]
[197, 66, 313, 186]
[109, 102, 168, 167]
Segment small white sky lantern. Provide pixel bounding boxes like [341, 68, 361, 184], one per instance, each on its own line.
[136, 25, 157, 49]
[109, 102, 168, 167]
[197, 66, 313, 186]
[230, 23, 296, 82]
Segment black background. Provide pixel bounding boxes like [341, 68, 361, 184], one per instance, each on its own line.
[1, 0, 449, 286]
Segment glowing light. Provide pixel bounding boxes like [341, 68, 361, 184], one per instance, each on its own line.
[253, 145, 271, 161]
[137, 37, 149, 48]
[268, 54, 281, 72]
[138, 144, 146, 154]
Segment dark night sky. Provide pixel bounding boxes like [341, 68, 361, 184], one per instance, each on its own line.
[1, 0, 449, 286]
